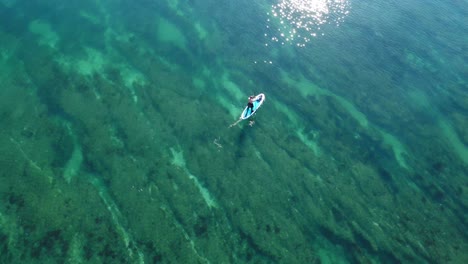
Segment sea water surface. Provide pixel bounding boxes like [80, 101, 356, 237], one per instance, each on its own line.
[0, 0, 467, 263]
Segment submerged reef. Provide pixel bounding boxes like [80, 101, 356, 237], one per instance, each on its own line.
[0, 0, 467, 263]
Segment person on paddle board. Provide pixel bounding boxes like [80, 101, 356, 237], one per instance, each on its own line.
[247, 95, 255, 115]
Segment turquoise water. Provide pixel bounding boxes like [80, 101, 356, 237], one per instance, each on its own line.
[0, 0, 467, 263]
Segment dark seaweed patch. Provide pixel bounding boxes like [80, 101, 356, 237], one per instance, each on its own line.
[238, 229, 278, 262]
[30, 230, 68, 261]
[377, 167, 399, 193]
[194, 216, 209, 237]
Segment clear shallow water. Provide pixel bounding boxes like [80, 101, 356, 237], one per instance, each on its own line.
[0, 0, 467, 263]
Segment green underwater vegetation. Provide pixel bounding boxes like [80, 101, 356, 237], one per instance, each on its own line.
[0, 0, 467, 263]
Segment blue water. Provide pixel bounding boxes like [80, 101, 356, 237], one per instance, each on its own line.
[0, 0, 467, 263]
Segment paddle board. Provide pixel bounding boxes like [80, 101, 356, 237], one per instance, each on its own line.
[240, 93, 265, 120]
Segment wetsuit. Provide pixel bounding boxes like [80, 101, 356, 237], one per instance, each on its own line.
[247, 97, 254, 114]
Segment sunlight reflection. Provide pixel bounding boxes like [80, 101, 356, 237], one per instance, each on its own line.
[266, 0, 350, 47]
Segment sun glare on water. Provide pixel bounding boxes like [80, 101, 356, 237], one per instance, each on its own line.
[266, 0, 350, 47]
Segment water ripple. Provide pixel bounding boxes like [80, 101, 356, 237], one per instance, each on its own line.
[266, 0, 350, 47]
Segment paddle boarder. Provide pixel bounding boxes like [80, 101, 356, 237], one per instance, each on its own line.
[247, 95, 255, 115]
[229, 93, 265, 128]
